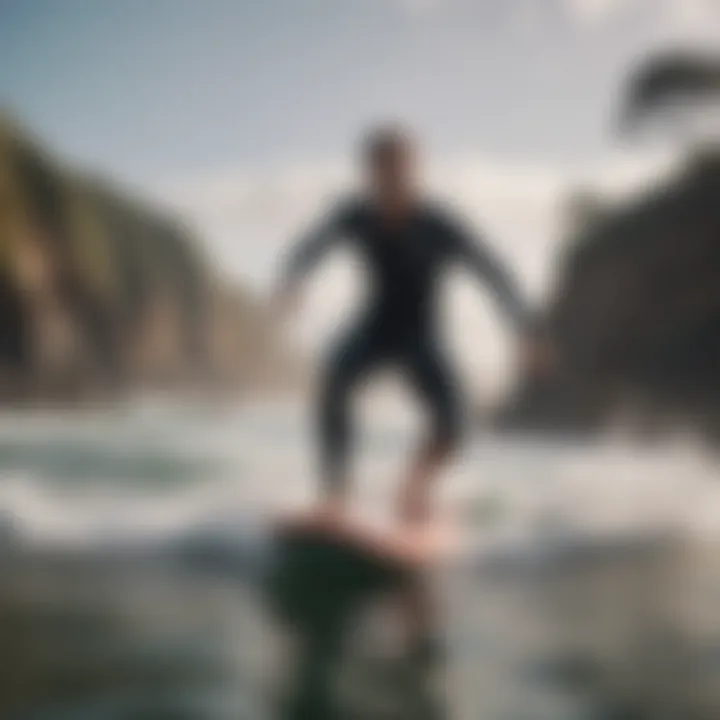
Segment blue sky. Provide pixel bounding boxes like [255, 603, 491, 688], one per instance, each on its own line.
[2, 0, 609, 181]
[4, 0, 717, 185]
[2, 0, 719, 384]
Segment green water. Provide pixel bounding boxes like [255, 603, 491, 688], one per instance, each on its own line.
[0, 403, 719, 719]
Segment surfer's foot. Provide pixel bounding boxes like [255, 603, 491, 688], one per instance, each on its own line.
[397, 481, 432, 526]
[396, 443, 450, 526]
[314, 492, 349, 527]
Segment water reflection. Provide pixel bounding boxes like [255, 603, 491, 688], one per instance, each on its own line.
[2, 408, 720, 718]
[266, 525, 446, 719]
[3, 534, 720, 719]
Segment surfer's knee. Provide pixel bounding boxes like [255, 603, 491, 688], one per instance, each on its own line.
[317, 355, 359, 461]
[318, 332, 374, 432]
[428, 399, 463, 458]
[437, 418, 463, 456]
[318, 366, 350, 429]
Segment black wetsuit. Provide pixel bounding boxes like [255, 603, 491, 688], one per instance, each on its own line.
[283, 197, 528, 491]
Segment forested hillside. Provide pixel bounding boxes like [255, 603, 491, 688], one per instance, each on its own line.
[0, 114, 296, 401]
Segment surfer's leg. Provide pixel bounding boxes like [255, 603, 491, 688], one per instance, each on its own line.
[318, 325, 383, 503]
[397, 342, 462, 523]
[391, 343, 457, 675]
[401, 574, 443, 672]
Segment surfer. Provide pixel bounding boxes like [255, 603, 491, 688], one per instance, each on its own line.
[276, 124, 542, 525]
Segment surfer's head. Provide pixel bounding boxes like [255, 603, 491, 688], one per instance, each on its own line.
[361, 123, 418, 214]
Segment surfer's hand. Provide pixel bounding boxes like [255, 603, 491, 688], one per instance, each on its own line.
[519, 334, 557, 379]
[397, 481, 431, 526]
[271, 283, 300, 321]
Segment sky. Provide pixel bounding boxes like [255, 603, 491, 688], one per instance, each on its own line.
[2, 0, 719, 389]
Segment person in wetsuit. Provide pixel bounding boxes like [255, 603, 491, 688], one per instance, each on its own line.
[276, 125, 537, 524]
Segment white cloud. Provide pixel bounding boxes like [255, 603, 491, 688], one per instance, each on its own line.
[160, 153, 568, 291]
[394, 0, 444, 13]
[160, 149, 669, 287]
[395, 0, 720, 29]
[565, 0, 720, 37]
[156, 148, 671, 391]
[567, 0, 628, 25]
[665, 0, 720, 35]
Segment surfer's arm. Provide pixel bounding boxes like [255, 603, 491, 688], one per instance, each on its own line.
[448, 219, 530, 333]
[280, 203, 353, 290]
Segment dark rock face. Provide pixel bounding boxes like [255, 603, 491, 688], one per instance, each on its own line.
[0, 114, 297, 401]
[500, 150, 720, 440]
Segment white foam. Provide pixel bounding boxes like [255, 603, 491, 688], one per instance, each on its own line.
[0, 404, 718, 556]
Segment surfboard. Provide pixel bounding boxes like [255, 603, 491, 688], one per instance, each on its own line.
[267, 508, 449, 630]
[275, 508, 449, 567]
[266, 509, 449, 719]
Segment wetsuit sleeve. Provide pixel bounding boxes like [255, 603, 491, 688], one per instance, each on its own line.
[280, 202, 355, 287]
[446, 215, 530, 333]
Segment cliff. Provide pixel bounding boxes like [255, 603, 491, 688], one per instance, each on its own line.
[499, 51, 720, 442]
[0, 113, 296, 402]
[499, 149, 720, 440]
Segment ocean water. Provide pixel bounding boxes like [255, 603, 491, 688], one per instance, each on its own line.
[1, 400, 719, 719]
